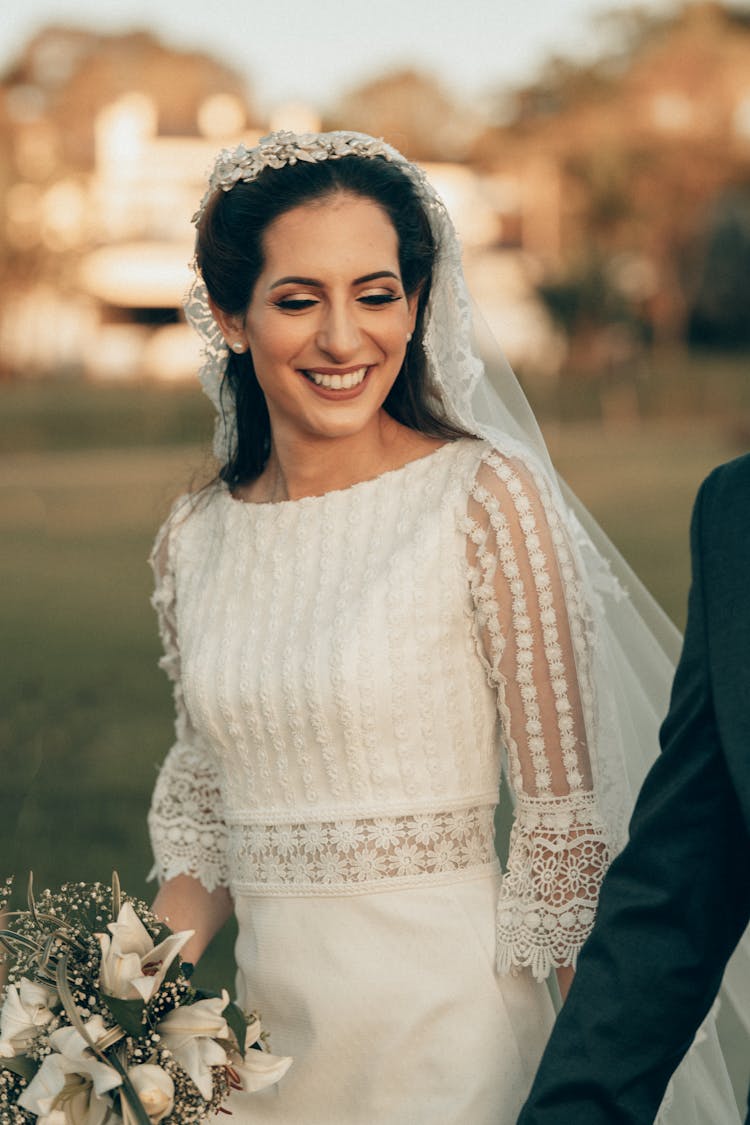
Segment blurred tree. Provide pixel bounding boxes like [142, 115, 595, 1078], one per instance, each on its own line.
[687, 187, 750, 347]
[324, 67, 480, 162]
[474, 2, 750, 351]
[565, 145, 635, 238]
[537, 254, 628, 336]
[512, 57, 619, 125]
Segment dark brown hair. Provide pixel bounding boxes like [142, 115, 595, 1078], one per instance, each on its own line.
[196, 154, 467, 486]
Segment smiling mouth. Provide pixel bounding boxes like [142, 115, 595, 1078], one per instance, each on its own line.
[302, 366, 368, 390]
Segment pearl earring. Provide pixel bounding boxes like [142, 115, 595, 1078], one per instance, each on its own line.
[230, 341, 245, 354]
[406, 332, 412, 342]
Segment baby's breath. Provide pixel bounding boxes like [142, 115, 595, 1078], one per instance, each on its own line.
[0, 875, 13, 915]
[0, 1063, 32, 1123]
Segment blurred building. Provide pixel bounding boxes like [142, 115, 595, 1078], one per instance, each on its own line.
[77, 91, 263, 382]
[0, 27, 261, 381]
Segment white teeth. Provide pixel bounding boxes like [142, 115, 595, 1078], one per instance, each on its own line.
[305, 366, 367, 389]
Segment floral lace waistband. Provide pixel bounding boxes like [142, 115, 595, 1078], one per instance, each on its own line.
[228, 805, 498, 896]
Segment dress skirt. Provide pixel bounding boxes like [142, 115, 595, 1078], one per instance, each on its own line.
[222, 865, 556, 1124]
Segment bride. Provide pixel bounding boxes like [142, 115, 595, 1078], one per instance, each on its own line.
[146, 131, 744, 1122]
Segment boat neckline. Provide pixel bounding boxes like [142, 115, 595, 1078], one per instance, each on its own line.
[220, 438, 471, 511]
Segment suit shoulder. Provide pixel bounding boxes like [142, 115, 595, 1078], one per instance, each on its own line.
[698, 452, 750, 522]
[702, 451, 750, 498]
[695, 453, 750, 579]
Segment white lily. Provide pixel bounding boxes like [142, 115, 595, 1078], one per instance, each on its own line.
[43, 1073, 117, 1125]
[225, 1013, 291, 1094]
[231, 1043, 293, 1093]
[17, 1052, 69, 1118]
[127, 1063, 174, 1123]
[18, 1015, 122, 1122]
[0, 978, 58, 1057]
[157, 990, 230, 1100]
[96, 902, 193, 1003]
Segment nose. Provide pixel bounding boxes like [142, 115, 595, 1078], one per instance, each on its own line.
[315, 300, 361, 360]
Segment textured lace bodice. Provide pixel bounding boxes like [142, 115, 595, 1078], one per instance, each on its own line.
[148, 438, 611, 979]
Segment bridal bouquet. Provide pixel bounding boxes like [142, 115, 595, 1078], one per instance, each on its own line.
[0, 875, 290, 1124]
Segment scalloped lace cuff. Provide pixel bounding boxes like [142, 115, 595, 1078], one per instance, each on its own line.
[148, 741, 230, 893]
[495, 792, 610, 980]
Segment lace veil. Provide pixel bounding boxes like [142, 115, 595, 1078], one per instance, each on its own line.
[184, 130, 748, 1121]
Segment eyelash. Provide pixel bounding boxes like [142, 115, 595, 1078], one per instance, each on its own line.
[360, 293, 401, 306]
[275, 298, 316, 310]
[275, 293, 401, 311]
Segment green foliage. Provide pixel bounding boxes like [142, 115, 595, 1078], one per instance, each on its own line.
[101, 994, 147, 1037]
[224, 1000, 250, 1057]
[0, 1057, 36, 1082]
[688, 189, 750, 348]
[536, 254, 633, 333]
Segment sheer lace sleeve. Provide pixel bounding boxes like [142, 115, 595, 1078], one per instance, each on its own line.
[464, 448, 611, 981]
[147, 502, 230, 893]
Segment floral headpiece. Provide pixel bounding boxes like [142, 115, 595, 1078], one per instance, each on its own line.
[191, 130, 428, 225]
[184, 129, 479, 461]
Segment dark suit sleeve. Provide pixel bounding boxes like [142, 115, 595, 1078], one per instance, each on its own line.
[517, 472, 750, 1125]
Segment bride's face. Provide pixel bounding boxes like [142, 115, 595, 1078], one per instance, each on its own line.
[234, 192, 418, 446]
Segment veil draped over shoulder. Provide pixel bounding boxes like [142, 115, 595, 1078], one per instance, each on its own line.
[185, 130, 750, 1122]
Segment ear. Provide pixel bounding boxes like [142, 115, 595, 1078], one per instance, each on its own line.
[208, 296, 247, 349]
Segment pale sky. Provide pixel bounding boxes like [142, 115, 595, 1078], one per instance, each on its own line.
[0, 0, 712, 113]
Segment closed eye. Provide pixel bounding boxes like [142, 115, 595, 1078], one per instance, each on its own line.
[358, 293, 401, 306]
[275, 293, 401, 311]
[275, 297, 319, 311]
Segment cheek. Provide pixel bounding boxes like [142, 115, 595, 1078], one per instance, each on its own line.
[246, 319, 305, 366]
[385, 321, 411, 358]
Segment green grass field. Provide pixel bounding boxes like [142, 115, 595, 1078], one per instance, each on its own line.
[1, 378, 746, 987]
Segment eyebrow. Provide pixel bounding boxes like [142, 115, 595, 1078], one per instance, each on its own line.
[269, 270, 400, 290]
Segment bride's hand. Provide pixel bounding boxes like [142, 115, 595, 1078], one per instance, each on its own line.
[556, 964, 575, 1003]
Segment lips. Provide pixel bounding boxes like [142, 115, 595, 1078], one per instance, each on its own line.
[302, 366, 368, 390]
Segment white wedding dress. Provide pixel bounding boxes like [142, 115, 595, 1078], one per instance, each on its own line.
[146, 436, 618, 1124]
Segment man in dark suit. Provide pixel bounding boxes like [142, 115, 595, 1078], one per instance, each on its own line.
[518, 454, 750, 1124]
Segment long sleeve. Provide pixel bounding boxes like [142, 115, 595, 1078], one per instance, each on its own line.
[464, 448, 611, 981]
[147, 502, 231, 893]
[517, 465, 750, 1124]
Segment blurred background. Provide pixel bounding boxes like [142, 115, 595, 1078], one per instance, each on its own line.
[1, 0, 749, 1015]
